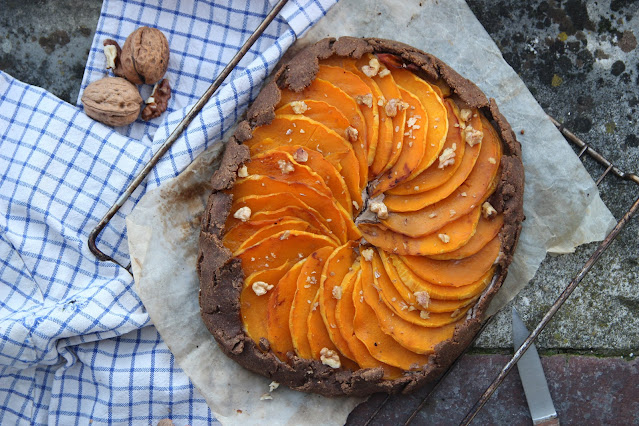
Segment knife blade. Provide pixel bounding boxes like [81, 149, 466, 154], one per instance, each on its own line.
[512, 308, 560, 426]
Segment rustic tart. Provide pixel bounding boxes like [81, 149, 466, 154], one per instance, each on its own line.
[198, 37, 524, 397]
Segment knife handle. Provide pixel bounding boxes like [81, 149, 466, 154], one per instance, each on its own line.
[534, 417, 560, 426]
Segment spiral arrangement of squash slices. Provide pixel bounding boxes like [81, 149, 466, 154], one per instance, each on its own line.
[222, 53, 504, 378]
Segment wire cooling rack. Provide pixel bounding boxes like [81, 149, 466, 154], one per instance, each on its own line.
[86, 2, 639, 424]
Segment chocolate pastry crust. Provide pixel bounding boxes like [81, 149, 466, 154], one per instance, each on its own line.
[198, 37, 525, 397]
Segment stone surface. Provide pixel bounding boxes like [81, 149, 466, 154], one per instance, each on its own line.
[347, 354, 639, 424]
[0, 0, 102, 105]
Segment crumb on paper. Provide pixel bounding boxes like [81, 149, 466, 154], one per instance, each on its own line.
[269, 381, 280, 392]
[260, 393, 273, 401]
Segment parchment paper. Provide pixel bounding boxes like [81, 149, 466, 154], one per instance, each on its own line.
[127, 0, 617, 424]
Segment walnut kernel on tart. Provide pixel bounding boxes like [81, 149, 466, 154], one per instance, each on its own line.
[198, 37, 524, 397]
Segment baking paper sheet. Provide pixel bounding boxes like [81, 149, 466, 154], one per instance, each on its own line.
[127, 0, 617, 424]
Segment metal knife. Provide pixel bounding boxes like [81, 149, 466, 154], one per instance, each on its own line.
[512, 308, 560, 426]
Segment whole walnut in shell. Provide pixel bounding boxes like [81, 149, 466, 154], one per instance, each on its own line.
[114, 26, 170, 85]
[81, 77, 142, 127]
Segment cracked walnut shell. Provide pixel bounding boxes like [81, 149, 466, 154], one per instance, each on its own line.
[81, 77, 142, 127]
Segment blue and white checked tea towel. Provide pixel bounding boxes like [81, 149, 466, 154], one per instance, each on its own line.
[0, 0, 335, 424]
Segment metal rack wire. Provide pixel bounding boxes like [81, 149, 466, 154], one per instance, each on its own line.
[86, 2, 639, 424]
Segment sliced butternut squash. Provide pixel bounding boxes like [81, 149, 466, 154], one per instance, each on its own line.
[386, 99, 464, 195]
[230, 176, 359, 242]
[353, 267, 430, 369]
[319, 242, 359, 362]
[390, 67, 448, 179]
[377, 249, 478, 313]
[335, 269, 403, 379]
[233, 218, 317, 254]
[371, 87, 426, 196]
[290, 247, 334, 359]
[381, 115, 502, 236]
[390, 254, 495, 301]
[223, 217, 310, 253]
[428, 214, 504, 260]
[400, 235, 501, 287]
[280, 72, 375, 169]
[359, 205, 482, 256]
[246, 150, 332, 198]
[383, 112, 483, 212]
[354, 54, 406, 176]
[236, 230, 337, 277]
[277, 145, 352, 216]
[241, 262, 295, 344]
[319, 59, 389, 168]
[361, 255, 460, 354]
[246, 114, 361, 198]
[370, 250, 469, 326]
[275, 100, 366, 208]
[267, 259, 307, 361]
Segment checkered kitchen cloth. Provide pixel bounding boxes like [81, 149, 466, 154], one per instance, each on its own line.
[0, 0, 335, 424]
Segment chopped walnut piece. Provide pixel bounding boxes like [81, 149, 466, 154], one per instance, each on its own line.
[438, 233, 450, 243]
[332, 286, 343, 300]
[352, 200, 360, 210]
[277, 159, 294, 174]
[377, 95, 386, 106]
[361, 57, 381, 77]
[438, 143, 457, 168]
[355, 93, 373, 108]
[482, 201, 497, 219]
[345, 126, 359, 142]
[292, 147, 308, 163]
[320, 348, 341, 368]
[459, 108, 472, 122]
[290, 100, 309, 114]
[413, 291, 430, 309]
[378, 68, 390, 77]
[451, 308, 461, 318]
[237, 165, 248, 178]
[142, 79, 172, 121]
[384, 98, 409, 118]
[488, 157, 497, 164]
[252, 281, 274, 296]
[420, 310, 430, 319]
[233, 206, 251, 222]
[369, 196, 389, 219]
[103, 44, 118, 70]
[464, 125, 483, 146]
[361, 248, 374, 262]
